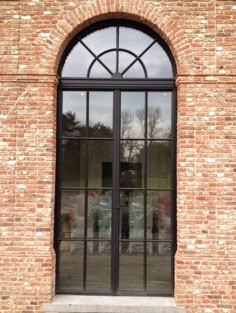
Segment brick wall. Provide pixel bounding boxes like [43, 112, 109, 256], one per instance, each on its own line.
[0, 0, 235, 312]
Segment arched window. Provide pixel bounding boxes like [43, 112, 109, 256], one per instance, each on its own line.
[56, 19, 176, 296]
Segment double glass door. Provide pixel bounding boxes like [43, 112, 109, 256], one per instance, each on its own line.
[57, 89, 175, 295]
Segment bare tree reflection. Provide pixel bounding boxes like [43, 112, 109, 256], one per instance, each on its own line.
[136, 106, 162, 138]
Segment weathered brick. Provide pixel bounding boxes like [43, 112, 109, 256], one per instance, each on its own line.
[0, 0, 236, 313]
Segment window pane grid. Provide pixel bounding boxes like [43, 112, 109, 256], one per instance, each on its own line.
[57, 20, 175, 296]
[61, 23, 174, 79]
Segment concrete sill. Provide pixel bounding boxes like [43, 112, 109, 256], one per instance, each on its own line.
[43, 295, 185, 313]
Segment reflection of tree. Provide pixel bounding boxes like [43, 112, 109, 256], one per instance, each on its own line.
[63, 111, 113, 138]
[62, 111, 86, 136]
[147, 141, 171, 180]
[121, 111, 133, 138]
[120, 110, 141, 163]
[136, 106, 162, 138]
[89, 122, 112, 137]
[62, 112, 113, 187]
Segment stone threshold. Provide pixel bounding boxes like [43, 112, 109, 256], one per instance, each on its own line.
[43, 295, 185, 313]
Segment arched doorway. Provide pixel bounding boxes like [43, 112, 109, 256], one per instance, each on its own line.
[56, 19, 176, 296]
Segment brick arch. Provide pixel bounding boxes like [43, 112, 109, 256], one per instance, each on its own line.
[46, 0, 181, 75]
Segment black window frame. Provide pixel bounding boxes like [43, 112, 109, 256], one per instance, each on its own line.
[55, 19, 177, 296]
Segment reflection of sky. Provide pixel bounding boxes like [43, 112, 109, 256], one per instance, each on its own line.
[121, 92, 145, 138]
[63, 91, 86, 126]
[148, 92, 172, 135]
[62, 26, 173, 78]
[89, 92, 113, 128]
[121, 92, 171, 138]
[63, 91, 172, 137]
[63, 91, 113, 129]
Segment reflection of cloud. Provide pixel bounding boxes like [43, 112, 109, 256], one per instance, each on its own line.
[142, 43, 173, 78]
[119, 27, 153, 55]
[148, 92, 172, 135]
[62, 43, 93, 77]
[83, 27, 116, 55]
[63, 91, 86, 125]
[63, 91, 113, 129]
[90, 92, 113, 128]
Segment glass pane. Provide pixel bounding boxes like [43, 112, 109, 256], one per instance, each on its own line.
[147, 141, 171, 189]
[61, 140, 86, 187]
[87, 241, 111, 290]
[121, 92, 145, 138]
[123, 61, 145, 78]
[62, 91, 86, 137]
[89, 61, 111, 78]
[100, 51, 116, 74]
[62, 43, 94, 77]
[119, 51, 135, 74]
[120, 190, 144, 241]
[120, 140, 144, 188]
[60, 190, 85, 240]
[148, 92, 172, 139]
[59, 241, 83, 291]
[120, 27, 153, 55]
[141, 43, 173, 78]
[147, 191, 172, 241]
[89, 92, 113, 137]
[83, 27, 116, 55]
[88, 140, 113, 187]
[147, 244, 172, 291]
[87, 190, 112, 239]
[119, 242, 144, 291]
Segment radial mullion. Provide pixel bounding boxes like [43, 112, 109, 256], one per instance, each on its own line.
[121, 39, 157, 76]
[116, 26, 119, 73]
[80, 40, 113, 76]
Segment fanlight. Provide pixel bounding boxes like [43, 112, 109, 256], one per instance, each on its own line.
[61, 25, 174, 79]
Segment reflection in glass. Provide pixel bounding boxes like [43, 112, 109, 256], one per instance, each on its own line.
[141, 43, 173, 78]
[62, 91, 86, 137]
[59, 241, 83, 291]
[88, 140, 113, 187]
[87, 241, 111, 290]
[120, 191, 144, 243]
[89, 92, 113, 137]
[62, 43, 93, 77]
[119, 242, 144, 291]
[61, 25, 174, 79]
[121, 92, 145, 138]
[83, 27, 116, 55]
[61, 140, 86, 187]
[119, 51, 135, 74]
[147, 245, 172, 291]
[89, 61, 111, 78]
[123, 61, 146, 78]
[119, 27, 153, 55]
[148, 92, 172, 139]
[87, 190, 112, 240]
[147, 191, 172, 243]
[100, 51, 116, 74]
[120, 141, 144, 188]
[147, 141, 171, 189]
[60, 191, 85, 239]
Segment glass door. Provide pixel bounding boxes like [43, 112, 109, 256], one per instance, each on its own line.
[117, 91, 174, 293]
[58, 91, 114, 292]
[57, 89, 174, 295]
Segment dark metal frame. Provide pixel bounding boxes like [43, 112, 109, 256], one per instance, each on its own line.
[55, 19, 177, 297]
